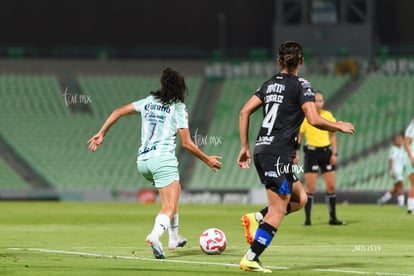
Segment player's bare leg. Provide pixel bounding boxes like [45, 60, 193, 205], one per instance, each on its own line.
[378, 181, 404, 207]
[168, 181, 187, 249]
[408, 174, 414, 214]
[395, 181, 405, 207]
[158, 180, 180, 218]
[242, 180, 307, 244]
[146, 180, 180, 259]
[288, 180, 308, 213]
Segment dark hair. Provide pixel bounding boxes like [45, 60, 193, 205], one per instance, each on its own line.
[277, 41, 304, 72]
[150, 68, 187, 104]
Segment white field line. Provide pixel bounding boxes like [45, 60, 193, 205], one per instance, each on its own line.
[8, 247, 414, 276]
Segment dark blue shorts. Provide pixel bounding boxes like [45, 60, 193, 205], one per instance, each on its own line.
[254, 153, 299, 195]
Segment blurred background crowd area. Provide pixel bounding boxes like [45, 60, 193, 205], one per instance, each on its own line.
[1, 0, 413, 202]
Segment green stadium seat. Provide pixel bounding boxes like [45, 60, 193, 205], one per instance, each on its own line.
[0, 71, 411, 193]
[336, 73, 413, 160]
[0, 158, 30, 189]
[0, 74, 202, 190]
[188, 74, 350, 190]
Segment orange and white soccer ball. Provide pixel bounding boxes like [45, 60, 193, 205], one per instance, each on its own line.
[199, 228, 227, 255]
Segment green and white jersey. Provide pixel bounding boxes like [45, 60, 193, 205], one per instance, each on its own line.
[389, 144, 404, 174]
[405, 118, 414, 154]
[132, 95, 188, 160]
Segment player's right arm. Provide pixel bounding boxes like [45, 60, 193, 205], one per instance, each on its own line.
[87, 103, 137, 152]
[177, 128, 222, 172]
[301, 102, 355, 134]
[389, 158, 395, 178]
[404, 136, 414, 166]
[238, 95, 262, 169]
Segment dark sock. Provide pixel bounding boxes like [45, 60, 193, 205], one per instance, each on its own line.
[247, 221, 277, 261]
[304, 194, 314, 222]
[326, 193, 337, 220]
[259, 207, 268, 218]
[260, 203, 291, 217]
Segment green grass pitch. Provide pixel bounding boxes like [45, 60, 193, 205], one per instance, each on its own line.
[0, 202, 413, 275]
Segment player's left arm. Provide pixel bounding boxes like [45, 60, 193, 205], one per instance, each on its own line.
[302, 102, 354, 134]
[178, 128, 222, 172]
[87, 103, 137, 152]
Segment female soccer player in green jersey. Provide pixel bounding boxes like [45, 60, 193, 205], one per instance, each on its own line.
[87, 68, 222, 259]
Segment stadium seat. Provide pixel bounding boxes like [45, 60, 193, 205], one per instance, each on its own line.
[1, 71, 411, 193]
[187, 74, 349, 190]
[0, 74, 202, 190]
[335, 73, 413, 160]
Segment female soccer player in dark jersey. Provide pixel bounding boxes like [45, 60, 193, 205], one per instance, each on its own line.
[237, 41, 355, 272]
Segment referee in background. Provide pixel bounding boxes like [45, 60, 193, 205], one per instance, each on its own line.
[294, 91, 346, 226]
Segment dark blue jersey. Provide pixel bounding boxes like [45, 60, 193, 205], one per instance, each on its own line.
[253, 73, 315, 158]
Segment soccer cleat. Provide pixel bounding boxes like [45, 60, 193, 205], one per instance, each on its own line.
[146, 234, 166, 259]
[240, 255, 272, 273]
[329, 219, 347, 225]
[304, 219, 311, 226]
[241, 213, 258, 244]
[168, 236, 187, 250]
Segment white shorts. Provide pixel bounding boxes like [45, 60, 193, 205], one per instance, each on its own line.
[404, 155, 414, 175]
[391, 170, 403, 183]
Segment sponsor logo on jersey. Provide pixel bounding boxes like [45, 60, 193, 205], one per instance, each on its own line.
[145, 113, 166, 121]
[298, 77, 310, 86]
[139, 145, 157, 155]
[144, 103, 171, 113]
[264, 171, 277, 178]
[266, 83, 285, 94]
[298, 78, 314, 97]
[256, 136, 275, 146]
[257, 136, 275, 142]
[304, 88, 314, 97]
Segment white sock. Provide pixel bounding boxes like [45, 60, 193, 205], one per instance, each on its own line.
[255, 212, 263, 222]
[169, 213, 179, 242]
[151, 214, 171, 238]
[408, 198, 414, 211]
[380, 192, 392, 203]
[397, 195, 405, 207]
[246, 248, 257, 261]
